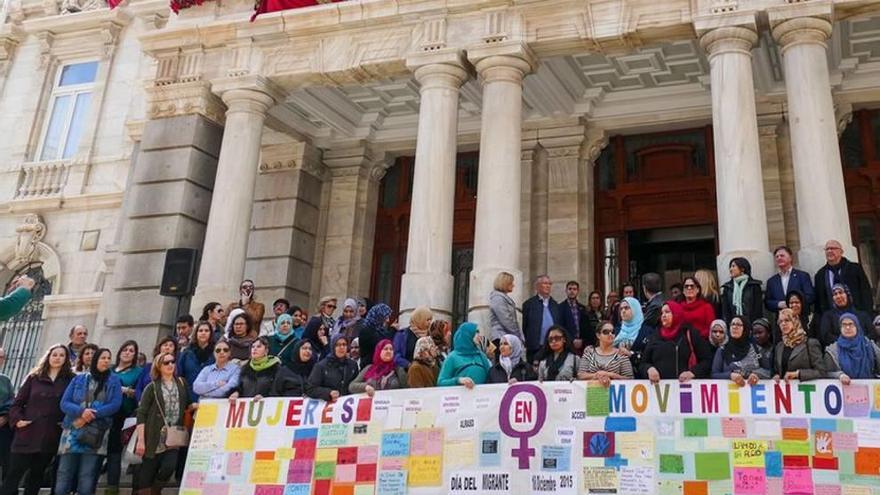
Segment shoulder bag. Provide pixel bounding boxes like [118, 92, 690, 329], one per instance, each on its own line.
[154, 379, 190, 449]
[77, 376, 110, 449]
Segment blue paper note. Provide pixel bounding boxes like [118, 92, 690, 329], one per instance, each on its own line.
[480, 431, 501, 467]
[293, 428, 318, 440]
[810, 419, 837, 433]
[604, 455, 628, 468]
[541, 445, 571, 472]
[765, 451, 782, 478]
[604, 417, 637, 432]
[377, 470, 407, 495]
[283, 485, 310, 495]
[380, 432, 410, 458]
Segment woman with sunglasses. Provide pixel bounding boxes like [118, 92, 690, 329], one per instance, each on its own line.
[55, 348, 122, 495]
[199, 302, 226, 343]
[537, 326, 580, 382]
[192, 339, 240, 399]
[230, 337, 281, 400]
[578, 321, 634, 386]
[308, 335, 359, 401]
[680, 276, 716, 339]
[134, 353, 192, 494]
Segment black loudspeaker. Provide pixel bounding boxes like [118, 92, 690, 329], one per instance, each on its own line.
[160, 248, 199, 297]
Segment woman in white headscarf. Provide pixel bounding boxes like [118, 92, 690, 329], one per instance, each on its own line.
[488, 334, 535, 384]
[332, 298, 361, 341]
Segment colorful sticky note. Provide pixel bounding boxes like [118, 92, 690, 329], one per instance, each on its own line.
[225, 428, 257, 451]
[776, 440, 811, 456]
[584, 432, 615, 458]
[732, 440, 767, 468]
[733, 467, 766, 495]
[586, 384, 610, 416]
[682, 480, 708, 495]
[313, 461, 335, 479]
[683, 418, 709, 437]
[765, 451, 783, 477]
[194, 403, 218, 428]
[249, 460, 280, 484]
[833, 432, 858, 451]
[721, 417, 747, 438]
[604, 417, 637, 432]
[782, 468, 813, 494]
[318, 424, 350, 448]
[843, 385, 870, 418]
[444, 439, 475, 468]
[694, 452, 731, 480]
[408, 456, 442, 486]
[659, 454, 684, 474]
[376, 470, 407, 495]
[854, 447, 880, 475]
[380, 432, 410, 457]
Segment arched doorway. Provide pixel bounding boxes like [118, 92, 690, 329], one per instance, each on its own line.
[594, 126, 718, 295]
[370, 152, 478, 324]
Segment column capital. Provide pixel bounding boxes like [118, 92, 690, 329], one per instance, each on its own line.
[771, 16, 832, 53]
[210, 74, 285, 114]
[467, 41, 536, 84]
[407, 49, 470, 91]
[699, 25, 758, 58]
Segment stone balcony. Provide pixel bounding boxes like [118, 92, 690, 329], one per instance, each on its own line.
[15, 160, 70, 199]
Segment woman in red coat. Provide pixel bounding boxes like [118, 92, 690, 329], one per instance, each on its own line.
[680, 276, 717, 339]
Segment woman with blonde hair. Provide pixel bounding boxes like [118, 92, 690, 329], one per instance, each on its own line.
[694, 269, 721, 318]
[489, 271, 522, 345]
[393, 306, 433, 369]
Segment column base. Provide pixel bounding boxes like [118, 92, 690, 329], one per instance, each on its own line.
[797, 242, 857, 278]
[467, 267, 523, 337]
[716, 249, 775, 286]
[399, 272, 454, 328]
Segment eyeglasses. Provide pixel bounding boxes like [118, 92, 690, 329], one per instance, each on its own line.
[599, 329, 614, 335]
[214, 348, 230, 353]
[162, 359, 176, 366]
[326, 305, 337, 310]
[548, 336, 565, 343]
[683, 284, 697, 289]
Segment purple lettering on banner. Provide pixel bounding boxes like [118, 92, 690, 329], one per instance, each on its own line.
[680, 383, 693, 414]
[498, 384, 547, 470]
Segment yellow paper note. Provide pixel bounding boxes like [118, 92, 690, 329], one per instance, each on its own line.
[224, 428, 256, 451]
[249, 460, 280, 484]
[443, 439, 475, 468]
[415, 411, 435, 429]
[617, 432, 654, 463]
[873, 383, 880, 411]
[194, 403, 218, 428]
[408, 456, 442, 486]
[841, 485, 872, 495]
[276, 447, 294, 460]
[732, 440, 767, 467]
[315, 448, 338, 463]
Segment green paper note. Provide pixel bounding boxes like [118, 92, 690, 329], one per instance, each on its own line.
[313, 461, 336, 479]
[586, 385, 610, 417]
[683, 418, 709, 437]
[694, 452, 731, 481]
[776, 440, 810, 456]
[659, 454, 685, 474]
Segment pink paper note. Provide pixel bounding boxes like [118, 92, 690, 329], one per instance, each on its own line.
[844, 385, 870, 417]
[254, 485, 283, 495]
[832, 432, 858, 451]
[203, 484, 230, 495]
[814, 485, 842, 495]
[410, 430, 428, 456]
[358, 445, 379, 464]
[426, 429, 443, 456]
[782, 468, 813, 495]
[722, 418, 747, 438]
[226, 452, 243, 476]
[733, 467, 766, 495]
[183, 471, 206, 490]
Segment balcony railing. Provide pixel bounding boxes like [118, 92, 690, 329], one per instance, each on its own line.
[15, 161, 70, 199]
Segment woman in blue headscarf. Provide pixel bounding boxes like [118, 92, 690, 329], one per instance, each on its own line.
[437, 323, 491, 388]
[825, 313, 880, 384]
[354, 303, 393, 370]
[614, 297, 655, 377]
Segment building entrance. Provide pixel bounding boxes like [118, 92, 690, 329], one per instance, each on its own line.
[626, 226, 717, 292]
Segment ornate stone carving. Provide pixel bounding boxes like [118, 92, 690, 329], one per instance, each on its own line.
[710, 0, 738, 14]
[772, 16, 832, 53]
[145, 80, 227, 126]
[700, 26, 758, 58]
[60, 0, 104, 14]
[14, 214, 47, 267]
[44, 0, 60, 15]
[582, 127, 609, 164]
[419, 18, 447, 52]
[835, 102, 854, 136]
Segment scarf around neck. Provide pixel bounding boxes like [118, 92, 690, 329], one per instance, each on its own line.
[732, 274, 749, 316]
[249, 355, 280, 372]
[659, 301, 686, 341]
[615, 297, 644, 346]
[836, 313, 874, 379]
[364, 338, 395, 382]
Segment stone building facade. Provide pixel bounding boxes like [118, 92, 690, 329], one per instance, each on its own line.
[1, 0, 880, 364]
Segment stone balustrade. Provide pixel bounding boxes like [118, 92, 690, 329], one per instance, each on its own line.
[15, 161, 69, 199]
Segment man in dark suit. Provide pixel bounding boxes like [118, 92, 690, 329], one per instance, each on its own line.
[522, 275, 560, 363]
[558, 281, 593, 353]
[814, 239, 874, 315]
[764, 246, 815, 315]
[641, 272, 665, 328]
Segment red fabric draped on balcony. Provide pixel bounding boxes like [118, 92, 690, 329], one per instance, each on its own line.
[252, 0, 337, 20]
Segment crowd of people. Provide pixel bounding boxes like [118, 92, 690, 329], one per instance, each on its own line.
[0, 239, 878, 494]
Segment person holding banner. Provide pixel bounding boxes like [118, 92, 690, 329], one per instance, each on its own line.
[537, 326, 580, 382]
[772, 308, 826, 382]
[578, 321, 634, 386]
[824, 313, 880, 384]
[488, 334, 535, 384]
[350, 339, 408, 397]
[134, 353, 192, 495]
[437, 322, 491, 388]
[272, 340, 316, 397]
[230, 337, 282, 400]
[613, 297, 655, 376]
[710, 316, 768, 385]
[640, 301, 713, 383]
[192, 339, 240, 399]
[308, 335, 359, 401]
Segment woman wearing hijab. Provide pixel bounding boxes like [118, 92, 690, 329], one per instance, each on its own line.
[720, 257, 764, 324]
[269, 314, 299, 368]
[393, 307, 432, 369]
[614, 297, 655, 375]
[818, 283, 873, 348]
[272, 341, 316, 397]
[308, 335, 359, 401]
[437, 323, 491, 388]
[772, 308, 826, 382]
[429, 320, 451, 365]
[350, 339, 408, 397]
[752, 318, 774, 372]
[355, 304, 393, 370]
[537, 326, 580, 382]
[708, 319, 728, 355]
[824, 313, 880, 384]
[784, 290, 813, 340]
[302, 317, 330, 361]
[333, 298, 361, 340]
[408, 337, 441, 388]
[226, 310, 256, 362]
[488, 335, 535, 384]
[639, 301, 713, 382]
[711, 315, 769, 385]
[578, 321, 634, 386]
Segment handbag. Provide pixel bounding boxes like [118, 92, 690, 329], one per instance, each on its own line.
[123, 420, 143, 466]
[154, 379, 190, 449]
[77, 376, 109, 449]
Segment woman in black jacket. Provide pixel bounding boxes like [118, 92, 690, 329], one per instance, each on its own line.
[1, 345, 74, 495]
[640, 301, 713, 382]
[229, 337, 281, 400]
[720, 257, 764, 324]
[817, 283, 873, 348]
[272, 341, 315, 397]
[488, 335, 535, 384]
[308, 335, 359, 402]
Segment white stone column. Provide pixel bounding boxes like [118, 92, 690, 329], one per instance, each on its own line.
[771, 12, 855, 274]
[698, 22, 773, 281]
[399, 51, 469, 324]
[466, 43, 535, 327]
[192, 78, 278, 309]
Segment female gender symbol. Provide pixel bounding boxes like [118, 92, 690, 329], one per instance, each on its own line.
[498, 383, 548, 469]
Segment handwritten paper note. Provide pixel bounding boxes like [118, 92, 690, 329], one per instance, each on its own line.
[832, 432, 858, 451]
[226, 452, 244, 476]
[782, 468, 813, 495]
[618, 466, 655, 495]
[249, 460, 280, 484]
[225, 428, 256, 451]
[733, 467, 766, 495]
[683, 418, 709, 437]
[377, 470, 407, 495]
[586, 384, 610, 416]
[583, 467, 618, 492]
[351, 422, 381, 447]
[616, 432, 654, 463]
[317, 424, 349, 448]
[408, 456, 442, 486]
[732, 440, 767, 468]
[843, 385, 870, 418]
[190, 428, 220, 450]
[721, 418, 747, 438]
[381, 432, 411, 457]
[444, 439, 475, 468]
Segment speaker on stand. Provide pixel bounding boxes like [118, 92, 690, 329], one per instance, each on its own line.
[160, 248, 200, 318]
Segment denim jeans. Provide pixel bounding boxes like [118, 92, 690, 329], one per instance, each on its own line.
[53, 453, 102, 495]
